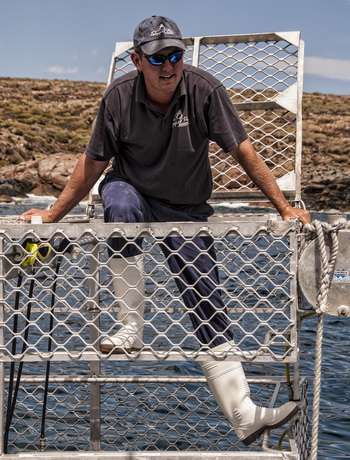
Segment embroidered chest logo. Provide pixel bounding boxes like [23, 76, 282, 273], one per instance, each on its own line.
[151, 23, 174, 37]
[172, 110, 189, 128]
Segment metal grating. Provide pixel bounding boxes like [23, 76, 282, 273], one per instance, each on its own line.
[0, 30, 307, 459]
[0, 218, 305, 457]
[107, 33, 304, 204]
[4, 371, 298, 454]
[1, 220, 298, 363]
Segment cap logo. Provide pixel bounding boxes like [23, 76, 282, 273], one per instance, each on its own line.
[151, 23, 174, 37]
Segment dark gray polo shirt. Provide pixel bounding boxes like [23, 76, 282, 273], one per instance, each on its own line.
[85, 64, 248, 213]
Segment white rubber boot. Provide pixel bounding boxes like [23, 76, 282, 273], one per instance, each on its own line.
[201, 343, 299, 445]
[100, 255, 145, 353]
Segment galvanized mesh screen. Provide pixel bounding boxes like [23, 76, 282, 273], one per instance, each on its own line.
[1, 220, 298, 363]
[4, 371, 296, 453]
[0, 219, 303, 456]
[109, 33, 303, 202]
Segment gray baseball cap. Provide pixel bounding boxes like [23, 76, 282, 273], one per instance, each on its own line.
[133, 15, 186, 55]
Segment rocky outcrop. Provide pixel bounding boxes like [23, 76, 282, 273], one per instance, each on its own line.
[303, 175, 350, 212]
[36, 153, 77, 194]
[0, 77, 102, 200]
[0, 153, 78, 197]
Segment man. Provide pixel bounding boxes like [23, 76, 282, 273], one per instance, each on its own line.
[19, 15, 310, 445]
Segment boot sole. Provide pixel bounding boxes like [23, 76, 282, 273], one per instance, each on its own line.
[242, 404, 299, 446]
[100, 344, 142, 354]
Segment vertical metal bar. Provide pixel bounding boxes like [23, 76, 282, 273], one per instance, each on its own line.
[191, 37, 202, 68]
[107, 54, 117, 86]
[290, 228, 301, 401]
[0, 235, 5, 455]
[292, 32, 304, 404]
[295, 38, 305, 205]
[88, 244, 101, 451]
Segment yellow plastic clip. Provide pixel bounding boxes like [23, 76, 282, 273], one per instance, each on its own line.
[21, 242, 52, 267]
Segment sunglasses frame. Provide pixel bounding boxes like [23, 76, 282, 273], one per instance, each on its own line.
[139, 50, 184, 66]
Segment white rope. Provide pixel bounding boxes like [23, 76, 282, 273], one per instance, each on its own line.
[310, 312, 324, 460]
[301, 220, 348, 459]
[314, 220, 339, 314]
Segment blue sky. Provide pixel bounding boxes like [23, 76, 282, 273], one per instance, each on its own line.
[1, 0, 350, 94]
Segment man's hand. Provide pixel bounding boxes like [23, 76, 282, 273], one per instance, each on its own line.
[17, 209, 56, 223]
[280, 204, 311, 225]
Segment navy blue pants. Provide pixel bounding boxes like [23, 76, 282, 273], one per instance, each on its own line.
[101, 180, 234, 348]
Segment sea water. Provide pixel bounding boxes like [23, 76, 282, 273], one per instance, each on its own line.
[1, 199, 349, 459]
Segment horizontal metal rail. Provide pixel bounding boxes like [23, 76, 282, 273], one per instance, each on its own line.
[5, 376, 287, 384]
[1, 451, 299, 460]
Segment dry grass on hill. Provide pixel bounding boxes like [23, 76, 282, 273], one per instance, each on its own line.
[0, 77, 349, 209]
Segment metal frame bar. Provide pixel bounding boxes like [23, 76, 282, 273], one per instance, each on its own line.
[89, 246, 101, 450]
[294, 39, 305, 204]
[0, 451, 299, 460]
[0, 236, 5, 455]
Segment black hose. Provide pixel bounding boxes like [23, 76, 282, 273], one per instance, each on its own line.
[4, 275, 35, 453]
[4, 237, 78, 452]
[39, 258, 62, 451]
[4, 272, 23, 452]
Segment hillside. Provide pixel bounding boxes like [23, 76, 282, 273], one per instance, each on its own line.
[0, 77, 350, 211]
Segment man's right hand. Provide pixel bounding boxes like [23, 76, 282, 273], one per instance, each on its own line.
[17, 209, 56, 223]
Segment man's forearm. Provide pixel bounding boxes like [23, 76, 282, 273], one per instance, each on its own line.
[230, 139, 289, 214]
[48, 154, 109, 222]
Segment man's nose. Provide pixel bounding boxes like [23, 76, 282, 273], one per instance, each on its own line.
[161, 59, 173, 71]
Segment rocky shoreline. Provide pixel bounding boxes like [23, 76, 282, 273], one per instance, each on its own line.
[1, 78, 349, 212]
[0, 153, 77, 200]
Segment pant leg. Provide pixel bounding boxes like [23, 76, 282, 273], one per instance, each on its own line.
[101, 180, 149, 257]
[161, 235, 234, 348]
[101, 180, 233, 347]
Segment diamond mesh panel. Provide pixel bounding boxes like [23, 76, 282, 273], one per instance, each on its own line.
[108, 33, 303, 202]
[4, 367, 298, 454]
[198, 39, 298, 97]
[211, 108, 297, 195]
[0, 220, 304, 456]
[1, 221, 298, 362]
[292, 378, 310, 460]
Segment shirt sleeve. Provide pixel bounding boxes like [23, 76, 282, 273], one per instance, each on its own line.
[206, 85, 248, 152]
[85, 96, 120, 161]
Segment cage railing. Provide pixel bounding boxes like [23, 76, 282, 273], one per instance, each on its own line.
[0, 30, 308, 459]
[0, 217, 307, 457]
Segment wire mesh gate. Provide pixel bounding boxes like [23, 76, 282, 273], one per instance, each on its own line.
[0, 32, 309, 459]
[0, 218, 308, 458]
[107, 32, 303, 196]
[89, 31, 304, 214]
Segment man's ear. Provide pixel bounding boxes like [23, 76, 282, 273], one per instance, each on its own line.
[131, 51, 142, 71]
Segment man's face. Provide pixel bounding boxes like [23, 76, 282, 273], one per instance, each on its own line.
[132, 47, 184, 99]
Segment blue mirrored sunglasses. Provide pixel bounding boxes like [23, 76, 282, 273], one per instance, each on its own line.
[140, 50, 183, 66]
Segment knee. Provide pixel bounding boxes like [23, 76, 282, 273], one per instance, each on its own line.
[102, 182, 144, 223]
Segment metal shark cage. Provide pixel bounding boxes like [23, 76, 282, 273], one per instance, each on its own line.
[0, 32, 311, 459]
